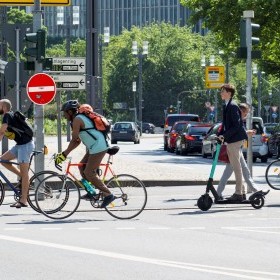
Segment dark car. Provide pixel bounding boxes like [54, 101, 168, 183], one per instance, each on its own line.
[167, 121, 189, 153]
[267, 123, 280, 157]
[162, 114, 200, 151]
[175, 123, 212, 155]
[111, 122, 140, 144]
[201, 123, 222, 158]
[142, 122, 155, 134]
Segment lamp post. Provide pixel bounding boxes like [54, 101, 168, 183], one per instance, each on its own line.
[132, 81, 137, 122]
[269, 90, 272, 122]
[132, 40, 148, 135]
[98, 26, 110, 115]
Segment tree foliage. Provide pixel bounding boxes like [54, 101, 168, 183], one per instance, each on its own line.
[103, 23, 228, 125]
[180, 0, 280, 77]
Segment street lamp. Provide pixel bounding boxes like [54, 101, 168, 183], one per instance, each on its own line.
[132, 81, 137, 122]
[98, 26, 110, 115]
[132, 40, 148, 134]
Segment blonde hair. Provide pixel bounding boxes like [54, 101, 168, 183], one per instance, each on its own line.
[0, 99, 12, 111]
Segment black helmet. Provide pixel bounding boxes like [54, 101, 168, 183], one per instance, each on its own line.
[61, 100, 80, 111]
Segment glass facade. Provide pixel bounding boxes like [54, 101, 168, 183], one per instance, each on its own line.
[42, 0, 205, 38]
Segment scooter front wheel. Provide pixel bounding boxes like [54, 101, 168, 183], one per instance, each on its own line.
[250, 194, 265, 209]
[197, 194, 213, 211]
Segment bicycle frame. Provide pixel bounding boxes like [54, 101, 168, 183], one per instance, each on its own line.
[0, 150, 43, 196]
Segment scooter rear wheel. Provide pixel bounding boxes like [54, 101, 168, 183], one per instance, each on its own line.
[197, 194, 213, 211]
[250, 194, 265, 209]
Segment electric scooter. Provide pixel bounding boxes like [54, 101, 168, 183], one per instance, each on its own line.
[197, 137, 268, 211]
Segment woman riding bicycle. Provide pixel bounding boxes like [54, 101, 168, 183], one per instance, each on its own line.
[54, 100, 115, 208]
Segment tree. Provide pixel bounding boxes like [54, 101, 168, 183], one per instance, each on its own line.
[103, 23, 227, 125]
[180, 0, 280, 77]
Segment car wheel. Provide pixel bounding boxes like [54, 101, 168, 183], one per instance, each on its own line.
[202, 146, 207, 158]
[253, 157, 257, 163]
[261, 156, 268, 163]
[277, 145, 280, 158]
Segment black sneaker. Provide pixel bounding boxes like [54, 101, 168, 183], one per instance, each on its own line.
[214, 196, 223, 203]
[100, 194, 115, 208]
[226, 193, 244, 202]
[80, 193, 95, 200]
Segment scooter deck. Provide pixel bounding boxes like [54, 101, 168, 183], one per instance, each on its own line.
[215, 199, 252, 204]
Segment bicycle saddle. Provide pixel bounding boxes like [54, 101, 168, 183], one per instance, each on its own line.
[107, 146, 120, 155]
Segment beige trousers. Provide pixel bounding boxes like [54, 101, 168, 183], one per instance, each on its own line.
[226, 140, 245, 195]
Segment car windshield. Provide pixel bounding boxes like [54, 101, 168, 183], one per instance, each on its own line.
[189, 126, 211, 135]
[174, 123, 187, 131]
[114, 123, 132, 130]
[168, 116, 199, 126]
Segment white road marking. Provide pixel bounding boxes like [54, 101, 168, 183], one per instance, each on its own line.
[180, 227, 206, 230]
[0, 234, 278, 280]
[4, 228, 24, 231]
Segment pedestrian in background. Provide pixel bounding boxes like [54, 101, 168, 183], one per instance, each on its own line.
[217, 103, 258, 198]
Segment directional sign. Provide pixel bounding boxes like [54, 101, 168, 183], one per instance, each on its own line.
[272, 113, 278, 119]
[0, 0, 70, 5]
[205, 66, 225, 89]
[45, 57, 86, 73]
[27, 73, 56, 105]
[52, 75, 86, 90]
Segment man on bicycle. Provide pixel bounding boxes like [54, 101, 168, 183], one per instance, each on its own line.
[55, 100, 115, 208]
[0, 99, 34, 208]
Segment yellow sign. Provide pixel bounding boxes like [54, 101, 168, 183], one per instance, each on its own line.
[205, 66, 225, 89]
[0, 0, 70, 6]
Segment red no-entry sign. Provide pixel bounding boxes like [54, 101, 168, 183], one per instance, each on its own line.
[27, 73, 56, 105]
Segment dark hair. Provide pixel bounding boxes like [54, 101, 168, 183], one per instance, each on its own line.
[221, 83, 235, 97]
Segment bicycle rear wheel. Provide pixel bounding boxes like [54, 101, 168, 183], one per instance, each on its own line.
[265, 159, 280, 190]
[35, 174, 80, 219]
[105, 174, 147, 219]
[28, 171, 59, 212]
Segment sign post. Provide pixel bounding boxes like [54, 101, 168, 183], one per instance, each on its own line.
[27, 73, 56, 105]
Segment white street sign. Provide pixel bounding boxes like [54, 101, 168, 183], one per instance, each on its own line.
[52, 75, 86, 90]
[47, 57, 86, 73]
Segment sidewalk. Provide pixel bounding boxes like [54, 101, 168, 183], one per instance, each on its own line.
[1, 135, 268, 188]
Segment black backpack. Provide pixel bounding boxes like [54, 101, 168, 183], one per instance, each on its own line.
[8, 111, 34, 138]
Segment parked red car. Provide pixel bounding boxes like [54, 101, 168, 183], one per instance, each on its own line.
[167, 121, 190, 152]
[175, 123, 212, 155]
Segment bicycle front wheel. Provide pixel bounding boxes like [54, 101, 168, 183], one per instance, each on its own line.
[105, 174, 147, 219]
[35, 174, 80, 219]
[265, 159, 280, 190]
[28, 171, 60, 213]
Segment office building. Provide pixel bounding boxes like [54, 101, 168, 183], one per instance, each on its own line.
[42, 0, 205, 38]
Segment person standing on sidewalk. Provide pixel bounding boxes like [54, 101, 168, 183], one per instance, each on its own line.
[0, 99, 34, 208]
[218, 84, 248, 201]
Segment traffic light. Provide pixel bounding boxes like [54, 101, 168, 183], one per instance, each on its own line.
[24, 29, 46, 63]
[167, 106, 175, 114]
[237, 19, 261, 59]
